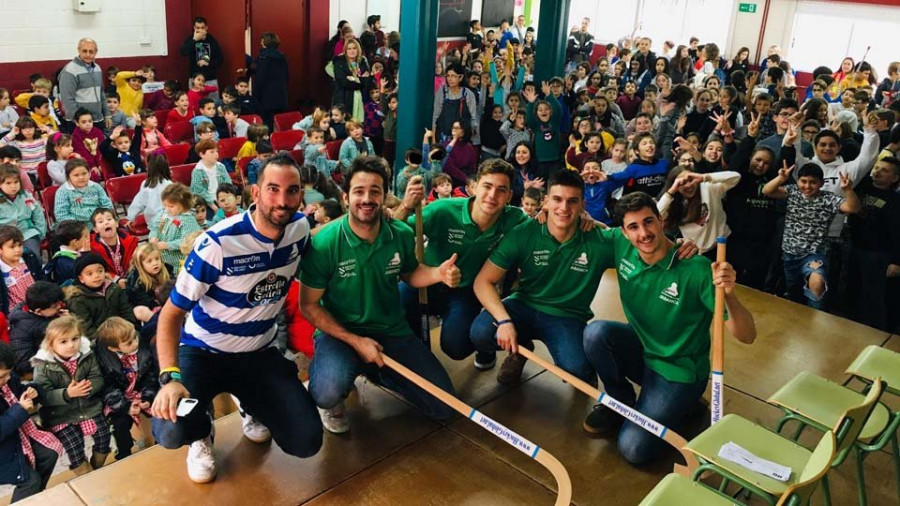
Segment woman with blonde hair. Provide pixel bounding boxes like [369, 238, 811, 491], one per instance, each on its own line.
[332, 38, 371, 122]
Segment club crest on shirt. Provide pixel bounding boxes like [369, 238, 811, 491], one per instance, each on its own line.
[659, 282, 679, 304]
[247, 273, 288, 306]
[385, 251, 402, 276]
[532, 249, 550, 267]
[570, 251, 589, 273]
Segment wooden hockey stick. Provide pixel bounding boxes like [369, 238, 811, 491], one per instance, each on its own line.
[382, 355, 573, 505]
[413, 178, 430, 347]
[711, 236, 727, 425]
[517, 348, 699, 477]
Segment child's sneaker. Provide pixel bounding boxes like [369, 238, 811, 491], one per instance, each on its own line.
[240, 412, 272, 443]
[473, 351, 497, 371]
[318, 401, 350, 434]
[186, 436, 217, 483]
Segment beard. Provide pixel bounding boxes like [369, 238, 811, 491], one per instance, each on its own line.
[258, 201, 296, 228]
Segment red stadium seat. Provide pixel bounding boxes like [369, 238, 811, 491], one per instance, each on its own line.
[164, 121, 195, 144]
[288, 149, 304, 166]
[106, 173, 148, 218]
[240, 114, 263, 125]
[273, 111, 304, 132]
[270, 130, 304, 151]
[218, 137, 247, 160]
[170, 164, 194, 186]
[36, 161, 52, 190]
[163, 143, 191, 166]
[154, 109, 169, 131]
[127, 214, 150, 237]
[324, 140, 342, 162]
[41, 185, 60, 224]
[237, 156, 254, 184]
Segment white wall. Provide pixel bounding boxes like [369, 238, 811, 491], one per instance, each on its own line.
[0, 0, 168, 63]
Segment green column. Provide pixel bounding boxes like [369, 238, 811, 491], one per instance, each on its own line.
[533, 0, 572, 84]
[394, 0, 439, 176]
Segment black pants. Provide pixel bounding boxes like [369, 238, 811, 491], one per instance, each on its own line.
[10, 441, 57, 503]
[728, 236, 777, 291]
[109, 411, 136, 460]
[848, 247, 892, 331]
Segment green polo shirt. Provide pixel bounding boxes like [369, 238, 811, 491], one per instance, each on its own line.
[613, 234, 718, 384]
[489, 220, 616, 321]
[406, 197, 527, 288]
[300, 216, 418, 338]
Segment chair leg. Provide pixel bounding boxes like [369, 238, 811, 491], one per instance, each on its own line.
[821, 472, 832, 506]
[791, 420, 807, 442]
[855, 446, 868, 506]
[892, 433, 900, 502]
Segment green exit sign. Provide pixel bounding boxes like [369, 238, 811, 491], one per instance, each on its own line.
[739, 2, 757, 13]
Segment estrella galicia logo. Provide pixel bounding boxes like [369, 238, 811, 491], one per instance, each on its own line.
[247, 273, 288, 306]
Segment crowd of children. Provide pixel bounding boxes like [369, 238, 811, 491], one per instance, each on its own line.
[0, 13, 895, 502]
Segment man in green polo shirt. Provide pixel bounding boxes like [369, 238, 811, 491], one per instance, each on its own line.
[582, 192, 756, 465]
[300, 156, 462, 434]
[470, 170, 619, 385]
[394, 159, 527, 371]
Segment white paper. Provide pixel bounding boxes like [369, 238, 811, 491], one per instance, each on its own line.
[717, 441, 792, 482]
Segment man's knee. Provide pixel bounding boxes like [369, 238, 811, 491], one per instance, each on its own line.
[309, 378, 351, 409]
[152, 418, 189, 449]
[583, 320, 620, 356]
[617, 425, 661, 465]
[807, 272, 826, 299]
[278, 425, 323, 458]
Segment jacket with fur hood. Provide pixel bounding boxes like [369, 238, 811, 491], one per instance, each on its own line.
[96, 341, 159, 417]
[31, 337, 104, 427]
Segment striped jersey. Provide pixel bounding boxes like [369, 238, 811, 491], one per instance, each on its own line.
[170, 206, 310, 352]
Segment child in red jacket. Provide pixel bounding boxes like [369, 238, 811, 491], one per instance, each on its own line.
[89, 208, 138, 288]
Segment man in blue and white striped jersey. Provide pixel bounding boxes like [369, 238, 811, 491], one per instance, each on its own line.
[150, 153, 322, 484]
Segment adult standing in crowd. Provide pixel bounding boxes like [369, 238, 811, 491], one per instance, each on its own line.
[566, 18, 594, 66]
[360, 15, 385, 64]
[432, 63, 478, 145]
[151, 153, 322, 483]
[249, 32, 289, 130]
[180, 17, 224, 100]
[332, 39, 371, 123]
[512, 15, 529, 44]
[58, 38, 108, 128]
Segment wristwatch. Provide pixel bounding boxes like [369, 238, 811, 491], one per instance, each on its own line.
[159, 370, 183, 386]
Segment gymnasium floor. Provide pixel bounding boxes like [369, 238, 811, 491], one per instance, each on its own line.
[10, 271, 899, 505]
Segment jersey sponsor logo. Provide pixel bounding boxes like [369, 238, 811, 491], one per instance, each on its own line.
[570, 251, 589, 273]
[659, 282, 679, 304]
[247, 272, 288, 306]
[385, 251, 402, 276]
[225, 254, 267, 276]
[197, 237, 212, 251]
[447, 228, 466, 245]
[338, 259, 357, 278]
[635, 174, 666, 186]
[532, 249, 550, 267]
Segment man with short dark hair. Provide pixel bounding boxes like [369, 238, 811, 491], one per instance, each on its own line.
[582, 192, 756, 465]
[180, 17, 224, 98]
[300, 156, 461, 435]
[360, 14, 384, 63]
[151, 153, 323, 483]
[566, 17, 594, 65]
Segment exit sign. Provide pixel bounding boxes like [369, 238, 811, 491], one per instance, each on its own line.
[739, 3, 757, 13]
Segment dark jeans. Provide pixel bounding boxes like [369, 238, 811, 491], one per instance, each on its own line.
[469, 298, 596, 384]
[848, 247, 891, 330]
[152, 346, 322, 458]
[399, 282, 484, 361]
[10, 441, 57, 503]
[728, 236, 776, 291]
[308, 332, 456, 421]
[584, 320, 708, 465]
[110, 411, 135, 460]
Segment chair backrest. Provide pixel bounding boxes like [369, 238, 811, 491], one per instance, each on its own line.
[288, 149, 304, 166]
[170, 164, 194, 186]
[271, 130, 305, 151]
[163, 143, 191, 166]
[218, 136, 247, 160]
[273, 111, 304, 132]
[164, 121, 195, 144]
[154, 109, 169, 132]
[237, 156, 254, 183]
[36, 161, 52, 190]
[240, 114, 263, 125]
[106, 173, 148, 216]
[99, 157, 117, 181]
[41, 185, 60, 223]
[833, 377, 884, 458]
[325, 139, 342, 161]
[776, 431, 836, 506]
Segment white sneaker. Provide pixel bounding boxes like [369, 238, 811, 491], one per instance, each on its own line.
[186, 437, 217, 483]
[318, 401, 350, 434]
[240, 413, 272, 443]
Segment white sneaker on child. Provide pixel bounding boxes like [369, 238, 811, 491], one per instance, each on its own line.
[186, 437, 217, 483]
[240, 412, 272, 443]
[318, 401, 351, 434]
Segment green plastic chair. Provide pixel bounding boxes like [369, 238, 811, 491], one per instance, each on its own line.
[846, 345, 900, 397]
[685, 379, 882, 506]
[767, 371, 898, 505]
[639, 473, 741, 505]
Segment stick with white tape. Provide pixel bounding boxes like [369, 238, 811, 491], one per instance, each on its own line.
[711, 236, 727, 425]
[381, 354, 572, 506]
[517, 348, 699, 478]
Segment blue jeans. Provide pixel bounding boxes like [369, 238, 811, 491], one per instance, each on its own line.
[152, 346, 322, 458]
[584, 320, 708, 465]
[399, 282, 484, 360]
[469, 298, 596, 385]
[782, 252, 827, 309]
[308, 332, 457, 421]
